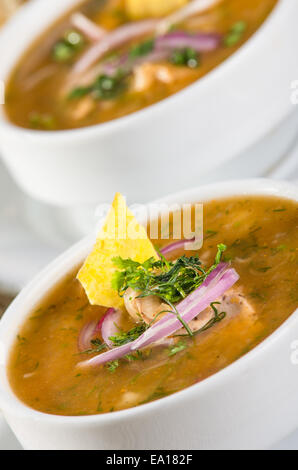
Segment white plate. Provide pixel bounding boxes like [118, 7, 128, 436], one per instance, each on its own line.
[0, 414, 22, 450]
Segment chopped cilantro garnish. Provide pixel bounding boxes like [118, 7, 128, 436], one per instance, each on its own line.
[69, 72, 128, 101]
[106, 360, 119, 373]
[170, 47, 200, 68]
[80, 338, 107, 355]
[129, 39, 155, 58]
[140, 387, 173, 404]
[125, 351, 144, 361]
[68, 86, 92, 100]
[205, 230, 218, 239]
[168, 341, 187, 357]
[255, 266, 272, 273]
[271, 244, 287, 255]
[224, 21, 247, 47]
[112, 244, 226, 305]
[52, 30, 84, 63]
[109, 323, 148, 347]
[175, 302, 226, 338]
[96, 400, 103, 412]
[92, 74, 127, 99]
[29, 112, 56, 130]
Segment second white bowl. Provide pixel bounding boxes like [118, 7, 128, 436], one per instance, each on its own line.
[0, 0, 297, 206]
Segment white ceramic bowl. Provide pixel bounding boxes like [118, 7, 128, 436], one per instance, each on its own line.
[0, 0, 297, 206]
[0, 178, 298, 450]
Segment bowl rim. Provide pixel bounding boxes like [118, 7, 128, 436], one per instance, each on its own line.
[0, 0, 287, 142]
[0, 177, 297, 426]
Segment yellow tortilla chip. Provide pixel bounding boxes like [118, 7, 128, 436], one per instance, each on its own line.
[77, 193, 158, 309]
[125, 0, 188, 19]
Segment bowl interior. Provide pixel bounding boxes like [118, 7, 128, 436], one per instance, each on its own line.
[0, 178, 297, 422]
[0, 0, 288, 136]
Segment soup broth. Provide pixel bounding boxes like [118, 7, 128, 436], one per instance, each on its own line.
[0, 0, 26, 27]
[5, 0, 278, 130]
[8, 195, 298, 416]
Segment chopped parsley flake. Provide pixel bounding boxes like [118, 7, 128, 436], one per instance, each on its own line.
[170, 47, 200, 68]
[224, 21, 247, 47]
[106, 360, 119, 373]
[168, 341, 187, 357]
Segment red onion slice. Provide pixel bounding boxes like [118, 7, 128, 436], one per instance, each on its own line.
[73, 19, 158, 74]
[78, 263, 238, 368]
[78, 308, 122, 353]
[156, 0, 223, 35]
[156, 31, 221, 52]
[100, 29, 220, 78]
[101, 53, 130, 76]
[79, 342, 133, 368]
[66, 48, 170, 92]
[71, 13, 107, 42]
[101, 308, 122, 348]
[138, 48, 172, 64]
[132, 266, 239, 350]
[102, 48, 171, 76]
[78, 335, 175, 369]
[77, 320, 98, 352]
[72, 0, 223, 75]
[160, 238, 195, 257]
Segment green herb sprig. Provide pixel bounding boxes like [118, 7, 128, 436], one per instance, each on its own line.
[175, 302, 226, 338]
[106, 360, 119, 373]
[109, 323, 148, 347]
[129, 39, 155, 58]
[52, 30, 84, 63]
[168, 341, 187, 357]
[69, 72, 128, 101]
[80, 338, 107, 355]
[224, 21, 247, 47]
[112, 243, 226, 305]
[170, 47, 200, 68]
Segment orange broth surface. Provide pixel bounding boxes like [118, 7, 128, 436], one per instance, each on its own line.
[8, 195, 298, 416]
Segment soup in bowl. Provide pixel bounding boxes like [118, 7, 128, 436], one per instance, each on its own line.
[0, 0, 297, 206]
[0, 179, 297, 450]
[5, 0, 278, 130]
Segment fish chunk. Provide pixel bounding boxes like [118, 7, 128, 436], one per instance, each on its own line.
[131, 63, 195, 92]
[69, 96, 96, 121]
[182, 287, 256, 334]
[124, 287, 170, 324]
[124, 286, 256, 334]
